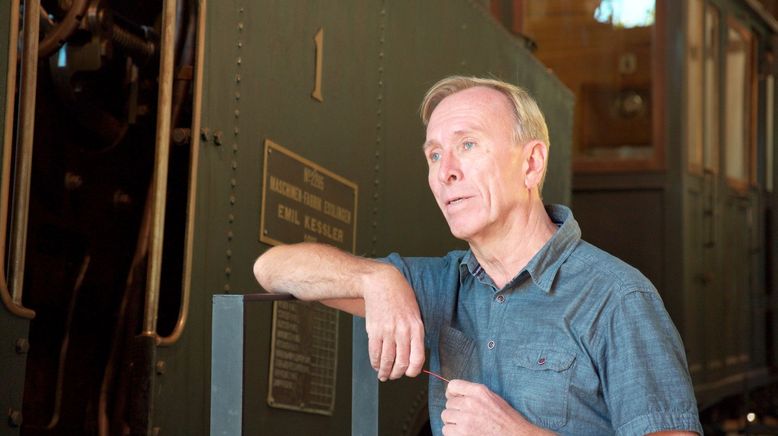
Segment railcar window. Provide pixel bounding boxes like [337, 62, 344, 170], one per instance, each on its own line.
[704, 4, 720, 173]
[687, 0, 704, 173]
[724, 20, 756, 190]
[767, 74, 774, 193]
[687, 0, 721, 175]
[519, 0, 661, 171]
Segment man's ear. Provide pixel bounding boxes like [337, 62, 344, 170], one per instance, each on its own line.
[523, 140, 548, 190]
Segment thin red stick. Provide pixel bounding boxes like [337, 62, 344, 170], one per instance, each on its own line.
[423, 369, 450, 383]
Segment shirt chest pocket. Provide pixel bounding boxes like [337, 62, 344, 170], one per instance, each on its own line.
[500, 346, 576, 431]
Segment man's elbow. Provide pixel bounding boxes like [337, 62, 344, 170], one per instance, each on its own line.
[253, 253, 274, 291]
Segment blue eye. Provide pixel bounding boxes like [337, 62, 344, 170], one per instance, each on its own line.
[430, 152, 441, 162]
[463, 141, 475, 150]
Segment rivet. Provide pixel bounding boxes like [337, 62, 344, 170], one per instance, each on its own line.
[234, 127, 239, 136]
[232, 161, 238, 169]
[228, 213, 235, 222]
[226, 249, 232, 258]
[227, 231, 234, 240]
[113, 190, 132, 207]
[230, 195, 236, 205]
[225, 267, 232, 276]
[8, 409, 22, 427]
[200, 127, 211, 141]
[156, 360, 166, 375]
[235, 73, 241, 83]
[238, 22, 244, 31]
[213, 130, 223, 145]
[235, 92, 241, 100]
[230, 178, 237, 187]
[15, 338, 29, 354]
[172, 127, 191, 145]
[234, 109, 240, 118]
[236, 57, 242, 65]
[64, 172, 83, 191]
[224, 284, 231, 292]
[237, 41, 243, 48]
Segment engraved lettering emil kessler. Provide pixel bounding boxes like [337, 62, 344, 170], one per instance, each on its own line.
[269, 175, 352, 225]
[268, 170, 351, 244]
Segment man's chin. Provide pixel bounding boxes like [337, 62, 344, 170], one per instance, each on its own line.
[446, 224, 476, 242]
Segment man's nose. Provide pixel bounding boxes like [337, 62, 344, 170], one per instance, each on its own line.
[437, 152, 462, 184]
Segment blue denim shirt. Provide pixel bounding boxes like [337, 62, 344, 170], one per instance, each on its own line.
[382, 205, 702, 435]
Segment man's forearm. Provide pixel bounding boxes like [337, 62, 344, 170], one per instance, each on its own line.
[253, 242, 387, 302]
[254, 242, 426, 379]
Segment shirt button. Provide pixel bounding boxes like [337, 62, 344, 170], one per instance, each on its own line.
[538, 357, 546, 365]
[487, 340, 495, 350]
[496, 295, 505, 303]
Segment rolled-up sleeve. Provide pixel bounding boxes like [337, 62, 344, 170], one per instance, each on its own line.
[597, 289, 703, 435]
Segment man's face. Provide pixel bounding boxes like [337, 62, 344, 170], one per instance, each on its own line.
[424, 86, 528, 242]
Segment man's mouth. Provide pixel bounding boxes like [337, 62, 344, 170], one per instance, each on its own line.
[446, 196, 467, 206]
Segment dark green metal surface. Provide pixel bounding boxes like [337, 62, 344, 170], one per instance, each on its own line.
[0, 2, 30, 434]
[186, 0, 571, 435]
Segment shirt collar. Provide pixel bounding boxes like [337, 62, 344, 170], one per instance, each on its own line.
[458, 204, 581, 293]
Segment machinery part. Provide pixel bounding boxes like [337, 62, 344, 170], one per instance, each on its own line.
[38, 0, 89, 59]
[142, 0, 178, 339]
[1, 0, 36, 319]
[158, 0, 206, 347]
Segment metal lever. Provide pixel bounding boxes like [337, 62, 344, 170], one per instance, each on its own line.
[142, 0, 178, 339]
[1, 0, 36, 319]
[158, 0, 207, 347]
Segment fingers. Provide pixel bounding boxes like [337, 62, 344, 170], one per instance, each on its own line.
[368, 335, 382, 371]
[389, 331, 410, 380]
[406, 326, 425, 377]
[368, 320, 425, 381]
[377, 337, 397, 381]
[445, 379, 476, 398]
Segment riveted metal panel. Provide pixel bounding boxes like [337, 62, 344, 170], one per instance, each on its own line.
[0, 1, 31, 434]
[165, 0, 572, 435]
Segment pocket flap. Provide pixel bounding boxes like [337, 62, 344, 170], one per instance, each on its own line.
[515, 347, 575, 372]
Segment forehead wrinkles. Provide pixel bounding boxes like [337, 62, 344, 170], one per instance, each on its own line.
[427, 87, 514, 142]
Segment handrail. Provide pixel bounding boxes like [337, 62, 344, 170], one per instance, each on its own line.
[0, 0, 35, 319]
[158, 0, 206, 347]
[142, 0, 178, 339]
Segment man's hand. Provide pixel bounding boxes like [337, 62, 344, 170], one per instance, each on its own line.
[254, 243, 425, 382]
[441, 380, 554, 436]
[363, 265, 425, 381]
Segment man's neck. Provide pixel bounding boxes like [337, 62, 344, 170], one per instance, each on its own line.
[469, 201, 557, 289]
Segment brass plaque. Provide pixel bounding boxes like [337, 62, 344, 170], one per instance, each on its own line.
[260, 138, 358, 415]
[268, 301, 339, 415]
[260, 138, 358, 253]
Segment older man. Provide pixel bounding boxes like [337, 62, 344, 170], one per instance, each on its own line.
[253, 76, 702, 435]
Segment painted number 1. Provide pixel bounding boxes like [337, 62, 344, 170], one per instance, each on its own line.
[312, 28, 323, 102]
